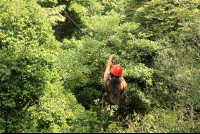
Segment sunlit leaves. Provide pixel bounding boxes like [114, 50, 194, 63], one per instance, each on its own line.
[0, 0, 60, 132]
[44, 5, 66, 25]
[134, 0, 200, 43]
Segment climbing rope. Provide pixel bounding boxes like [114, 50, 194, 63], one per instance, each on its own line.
[64, 11, 92, 38]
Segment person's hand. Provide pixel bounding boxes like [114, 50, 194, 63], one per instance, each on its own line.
[109, 54, 116, 61]
[111, 54, 116, 58]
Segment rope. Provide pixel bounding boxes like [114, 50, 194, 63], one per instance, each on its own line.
[64, 11, 92, 38]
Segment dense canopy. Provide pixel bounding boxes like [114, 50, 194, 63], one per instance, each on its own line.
[0, 0, 200, 133]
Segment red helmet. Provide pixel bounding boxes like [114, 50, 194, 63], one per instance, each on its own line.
[110, 65, 122, 76]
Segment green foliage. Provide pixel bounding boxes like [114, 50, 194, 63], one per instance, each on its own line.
[1, 0, 200, 133]
[134, 0, 200, 43]
[151, 45, 200, 108]
[69, 0, 127, 16]
[37, 0, 58, 7]
[63, 1, 200, 132]
[0, 0, 60, 132]
[105, 121, 126, 133]
[44, 5, 66, 25]
[126, 108, 200, 133]
[21, 80, 101, 133]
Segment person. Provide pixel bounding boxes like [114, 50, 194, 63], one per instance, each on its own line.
[100, 54, 127, 106]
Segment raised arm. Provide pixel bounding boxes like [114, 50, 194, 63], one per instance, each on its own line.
[104, 54, 116, 87]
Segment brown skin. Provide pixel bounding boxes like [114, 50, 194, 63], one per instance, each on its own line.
[103, 54, 127, 91]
